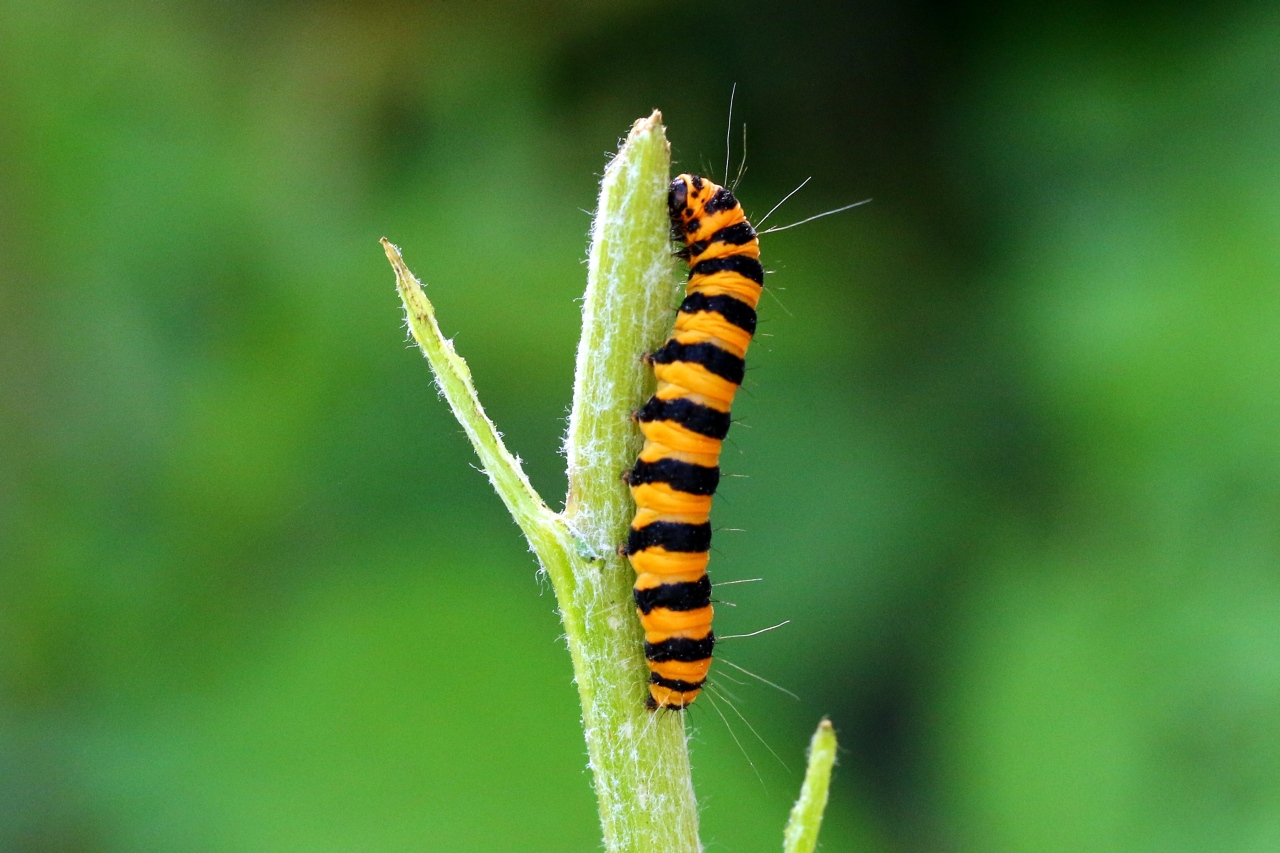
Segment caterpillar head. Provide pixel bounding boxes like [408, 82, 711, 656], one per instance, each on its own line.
[668, 173, 715, 239]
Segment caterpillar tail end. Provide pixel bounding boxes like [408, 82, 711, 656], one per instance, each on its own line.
[645, 692, 691, 712]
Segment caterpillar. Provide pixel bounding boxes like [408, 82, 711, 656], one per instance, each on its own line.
[624, 173, 763, 711]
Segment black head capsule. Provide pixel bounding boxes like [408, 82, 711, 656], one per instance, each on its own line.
[669, 176, 700, 238]
[668, 176, 689, 215]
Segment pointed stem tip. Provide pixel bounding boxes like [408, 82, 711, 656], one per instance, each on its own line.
[783, 718, 838, 853]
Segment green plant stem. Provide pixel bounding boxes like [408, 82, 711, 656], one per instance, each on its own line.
[783, 718, 838, 853]
[387, 112, 842, 853]
[383, 112, 697, 853]
[381, 239, 567, 565]
[562, 111, 698, 853]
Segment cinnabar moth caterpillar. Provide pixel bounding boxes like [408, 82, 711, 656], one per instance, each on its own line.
[624, 173, 763, 710]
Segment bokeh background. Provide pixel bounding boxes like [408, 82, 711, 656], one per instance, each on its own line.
[4, 1, 1280, 850]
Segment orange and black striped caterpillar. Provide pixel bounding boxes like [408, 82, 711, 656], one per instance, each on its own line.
[623, 173, 763, 710]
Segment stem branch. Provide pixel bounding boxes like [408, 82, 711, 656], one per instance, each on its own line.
[385, 112, 697, 853]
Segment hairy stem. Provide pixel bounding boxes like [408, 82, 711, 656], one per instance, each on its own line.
[384, 112, 696, 853]
[562, 111, 697, 852]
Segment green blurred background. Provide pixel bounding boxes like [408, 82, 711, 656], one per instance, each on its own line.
[4, 1, 1280, 850]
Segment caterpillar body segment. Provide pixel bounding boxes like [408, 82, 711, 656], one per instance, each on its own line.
[624, 173, 763, 710]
